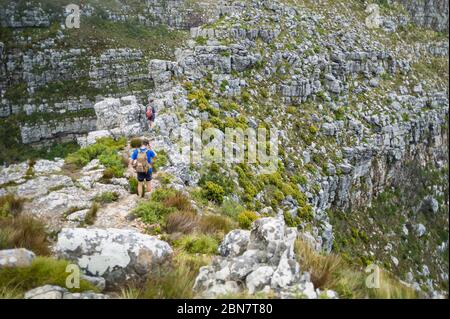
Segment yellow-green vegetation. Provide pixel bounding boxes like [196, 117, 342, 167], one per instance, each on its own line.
[0, 257, 98, 297]
[174, 234, 219, 255]
[201, 181, 225, 204]
[237, 211, 260, 229]
[65, 137, 127, 177]
[294, 239, 419, 299]
[129, 177, 138, 194]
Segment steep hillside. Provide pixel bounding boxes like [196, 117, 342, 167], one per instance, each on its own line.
[0, 0, 448, 299]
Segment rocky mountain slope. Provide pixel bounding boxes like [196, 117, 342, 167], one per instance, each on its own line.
[0, 0, 448, 299]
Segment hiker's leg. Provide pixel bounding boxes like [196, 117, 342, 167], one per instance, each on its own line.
[145, 172, 152, 193]
[137, 182, 143, 197]
[146, 180, 152, 193]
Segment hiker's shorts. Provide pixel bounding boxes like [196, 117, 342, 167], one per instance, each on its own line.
[137, 171, 152, 182]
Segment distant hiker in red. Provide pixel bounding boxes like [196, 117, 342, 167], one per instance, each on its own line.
[146, 103, 156, 130]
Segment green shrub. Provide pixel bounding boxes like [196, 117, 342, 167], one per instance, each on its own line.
[157, 172, 173, 186]
[174, 234, 219, 255]
[133, 201, 173, 224]
[162, 192, 193, 212]
[237, 211, 260, 229]
[65, 137, 126, 177]
[0, 215, 50, 256]
[129, 177, 138, 194]
[0, 257, 98, 296]
[195, 36, 207, 45]
[201, 181, 225, 204]
[241, 90, 251, 103]
[132, 188, 196, 225]
[153, 150, 168, 171]
[220, 198, 246, 219]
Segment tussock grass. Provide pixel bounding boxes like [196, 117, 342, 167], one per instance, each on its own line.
[120, 252, 211, 299]
[0, 257, 98, 297]
[164, 211, 199, 234]
[0, 194, 24, 218]
[294, 239, 420, 299]
[0, 215, 50, 256]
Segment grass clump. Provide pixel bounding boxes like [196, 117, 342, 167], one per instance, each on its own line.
[129, 177, 138, 194]
[0, 257, 98, 297]
[237, 211, 260, 229]
[198, 215, 237, 235]
[174, 234, 219, 255]
[294, 239, 419, 299]
[134, 252, 211, 299]
[93, 191, 119, 204]
[0, 194, 24, 218]
[83, 203, 99, 226]
[164, 211, 199, 234]
[0, 194, 50, 256]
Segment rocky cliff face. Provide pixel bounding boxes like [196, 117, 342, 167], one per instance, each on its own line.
[0, 0, 448, 299]
[395, 0, 449, 32]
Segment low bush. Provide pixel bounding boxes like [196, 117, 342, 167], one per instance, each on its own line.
[133, 188, 194, 225]
[153, 150, 169, 171]
[133, 201, 173, 224]
[237, 211, 259, 229]
[220, 198, 246, 219]
[294, 239, 343, 289]
[65, 137, 127, 177]
[174, 234, 219, 255]
[201, 181, 225, 204]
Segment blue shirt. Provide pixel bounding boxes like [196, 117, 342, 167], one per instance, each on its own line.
[131, 148, 156, 173]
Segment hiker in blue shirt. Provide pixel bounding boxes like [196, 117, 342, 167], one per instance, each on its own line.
[131, 139, 157, 197]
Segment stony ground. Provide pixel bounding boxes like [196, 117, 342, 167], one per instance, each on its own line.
[0, 0, 448, 299]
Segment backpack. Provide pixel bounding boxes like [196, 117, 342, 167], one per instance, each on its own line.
[135, 150, 150, 173]
[146, 106, 153, 120]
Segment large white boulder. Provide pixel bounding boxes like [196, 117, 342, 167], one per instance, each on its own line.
[54, 228, 173, 288]
[0, 248, 36, 268]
